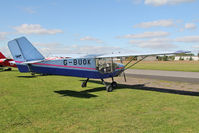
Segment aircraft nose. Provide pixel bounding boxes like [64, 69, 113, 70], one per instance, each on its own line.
[117, 63, 125, 70]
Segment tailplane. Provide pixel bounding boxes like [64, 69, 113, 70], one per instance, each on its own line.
[8, 37, 45, 72]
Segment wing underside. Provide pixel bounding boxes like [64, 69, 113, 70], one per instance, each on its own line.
[95, 50, 191, 58]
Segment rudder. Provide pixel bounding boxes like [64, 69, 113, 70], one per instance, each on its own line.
[8, 37, 45, 72]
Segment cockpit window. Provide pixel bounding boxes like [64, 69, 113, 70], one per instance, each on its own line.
[96, 58, 119, 73]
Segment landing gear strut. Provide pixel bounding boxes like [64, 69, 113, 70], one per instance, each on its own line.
[101, 77, 118, 92]
[81, 78, 89, 88]
[81, 77, 117, 92]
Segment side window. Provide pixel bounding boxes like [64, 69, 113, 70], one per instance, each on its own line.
[96, 58, 117, 73]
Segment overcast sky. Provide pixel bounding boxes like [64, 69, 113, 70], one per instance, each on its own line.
[0, 0, 199, 57]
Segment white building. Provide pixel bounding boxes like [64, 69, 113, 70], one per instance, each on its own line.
[174, 56, 199, 61]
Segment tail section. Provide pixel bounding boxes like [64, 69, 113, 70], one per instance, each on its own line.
[8, 37, 44, 62]
[8, 37, 45, 72]
[0, 52, 6, 59]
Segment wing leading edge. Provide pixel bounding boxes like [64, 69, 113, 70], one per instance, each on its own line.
[95, 50, 191, 58]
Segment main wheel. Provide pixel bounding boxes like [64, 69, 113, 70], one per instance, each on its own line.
[81, 82, 87, 88]
[106, 85, 113, 92]
[31, 73, 35, 76]
[111, 81, 117, 88]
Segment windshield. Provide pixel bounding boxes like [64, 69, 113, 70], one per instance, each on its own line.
[96, 58, 120, 73]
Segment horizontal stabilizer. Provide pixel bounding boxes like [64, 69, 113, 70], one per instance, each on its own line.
[20, 60, 44, 65]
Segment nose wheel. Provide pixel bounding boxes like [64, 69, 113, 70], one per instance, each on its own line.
[111, 81, 118, 88]
[106, 85, 113, 92]
[102, 78, 118, 92]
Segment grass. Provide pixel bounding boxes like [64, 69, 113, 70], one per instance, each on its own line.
[130, 61, 199, 72]
[1, 69, 199, 132]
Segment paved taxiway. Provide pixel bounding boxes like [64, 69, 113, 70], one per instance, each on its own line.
[126, 69, 199, 84]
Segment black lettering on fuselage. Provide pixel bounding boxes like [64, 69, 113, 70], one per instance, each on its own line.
[87, 59, 91, 64]
[63, 59, 92, 66]
[78, 59, 82, 65]
[63, 60, 67, 65]
[73, 59, 77, 65]
[83, 59, 87, 65]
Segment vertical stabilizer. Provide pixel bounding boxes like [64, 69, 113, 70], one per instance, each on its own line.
[8, 37, 45, 72]
[8, 37, 44, 62]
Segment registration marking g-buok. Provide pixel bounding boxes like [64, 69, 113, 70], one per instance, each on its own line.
[63, 59, 92, 66]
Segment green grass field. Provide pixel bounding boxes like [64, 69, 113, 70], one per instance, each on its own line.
[1, 70, 199, 133]
[130, 61, 199, 72]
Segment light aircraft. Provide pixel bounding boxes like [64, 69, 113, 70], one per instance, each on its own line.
[0, 52, 16, 71]
[8, 37, 189, 92]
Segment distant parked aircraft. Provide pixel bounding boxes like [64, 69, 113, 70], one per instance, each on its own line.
[0, 52, 16, 71]
[8, 37, 189, 92]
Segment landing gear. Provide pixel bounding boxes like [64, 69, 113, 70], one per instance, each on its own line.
[111, 81, 117, 88]
[81, 78, 89, 88]
[101, 77, 118, 92]
[4, 68, 12, 71]
[81, 77, 117, 92]
[106, 85, 113, 92]
[31, 72, 36, 76]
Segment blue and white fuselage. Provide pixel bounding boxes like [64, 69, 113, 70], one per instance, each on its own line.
[15, 58, 124, 79]
[8, 36, 188, 92]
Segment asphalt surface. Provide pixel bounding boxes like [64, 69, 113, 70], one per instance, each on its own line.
[125, 69, 199, 84]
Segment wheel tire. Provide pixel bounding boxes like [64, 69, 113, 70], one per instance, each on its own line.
[81, 82, 87, 88]
[106, 85, 113, 92]
[111, 81, 117, 88]
[31, 73, 35, 76]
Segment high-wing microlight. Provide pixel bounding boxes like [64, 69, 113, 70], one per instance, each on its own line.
[8, 37, 189, 92]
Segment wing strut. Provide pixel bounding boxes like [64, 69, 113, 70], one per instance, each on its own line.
[120, 57, 127, 82]
[123, 55, 148, 71]
[119, 56, 148, 81]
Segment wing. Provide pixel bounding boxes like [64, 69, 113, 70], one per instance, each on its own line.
[95, 50, 191, 58]
[49, 53, 104, 58]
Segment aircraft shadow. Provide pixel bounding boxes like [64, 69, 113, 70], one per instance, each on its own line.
[17, 74, 49, 78]
[54, 90, 98, 98]
[17, 76, 37, 78]
[54, 80, 199, 99]
[87, 80, 199, 97]
[0, 69, 18, 72]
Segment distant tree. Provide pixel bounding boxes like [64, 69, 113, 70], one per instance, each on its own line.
[176, 53, 194, 56]
[169, 56, 175, 61]
[163, 55, 168, 61]
[189, 56, 193, 61]
[179, 56, 184, 61]
[157, 56, 161, 61]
